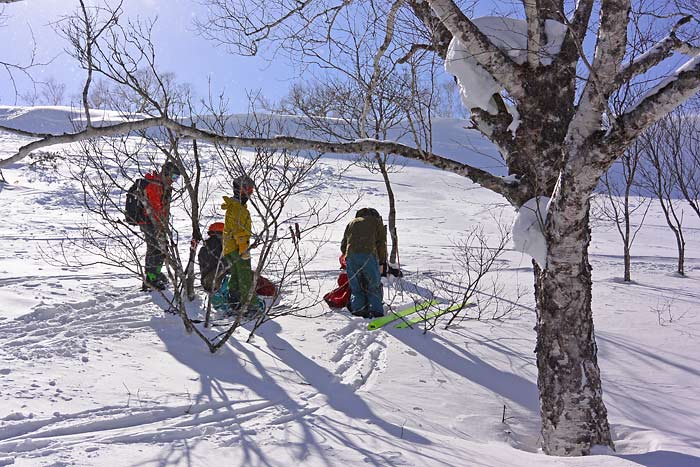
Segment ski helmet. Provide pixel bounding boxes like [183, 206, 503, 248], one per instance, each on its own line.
[208, 222, 224, 234]
[233, 174, 255, 195]
[161, 161, 181, 178]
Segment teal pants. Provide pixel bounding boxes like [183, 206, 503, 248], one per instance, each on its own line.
[224, 251, 252, 307]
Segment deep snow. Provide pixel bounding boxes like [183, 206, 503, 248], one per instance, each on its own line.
[0, 107, 699, 467]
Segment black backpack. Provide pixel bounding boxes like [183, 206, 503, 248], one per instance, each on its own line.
[125, 178, 150, 225]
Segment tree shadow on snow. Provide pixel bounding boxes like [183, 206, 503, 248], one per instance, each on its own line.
[620, 450, 700, 467]
[149, 316, 429, 467]
[149, 315, 325, 467]
[597, 332, 700, 452]
[390, 328, 540, 412]
[252, 321, 433, 460]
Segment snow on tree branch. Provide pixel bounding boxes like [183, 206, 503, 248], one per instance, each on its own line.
[445, 17, 565, 124]
[426, 0, 526, 99]
[0, 117, 526, 203]
[602, 55, 700, 155]
[614, 16, 700, 88]
[573, 0, 631, 125]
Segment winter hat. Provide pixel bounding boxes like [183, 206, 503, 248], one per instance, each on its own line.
[208, 222, 224, 234]
[161, 161, 181, 177]
[233, 174, 255, 195]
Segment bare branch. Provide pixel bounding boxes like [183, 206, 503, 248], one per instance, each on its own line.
[360, 0, 404, 138]
[406, 0, 452, 60]
[614, 16, 699, 88]
[397, 43, 435, 64]
[561, 0, 594, 58]
[592, 0, 632, 90]
[524, 0, 541, 67]
[566, 0, 632, 150]
[601, 55, 700, 155]
[0, 116, 524, 202]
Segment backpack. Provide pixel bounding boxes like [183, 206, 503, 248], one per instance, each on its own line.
[210, 273, 273, 311]
[125, 178, 149, 225]
[323, 271, 350, 309]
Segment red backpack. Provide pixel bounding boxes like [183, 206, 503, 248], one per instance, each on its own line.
[256, 275, 277, 297]
[323, 255, 350, 309]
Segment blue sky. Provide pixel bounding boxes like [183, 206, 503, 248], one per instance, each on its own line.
[0, 0, 301, 110]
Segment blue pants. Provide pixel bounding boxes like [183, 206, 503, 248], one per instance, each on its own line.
[346, 253, 383, 314]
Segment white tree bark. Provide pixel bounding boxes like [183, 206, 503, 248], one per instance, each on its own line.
[427, 0, 700, 455]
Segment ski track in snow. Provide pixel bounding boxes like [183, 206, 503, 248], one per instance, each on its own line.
[0, 281, 389, 462]
[324, 319, 388, 391]
[0, 289, 153, 361]
[0, 396, 312, 460]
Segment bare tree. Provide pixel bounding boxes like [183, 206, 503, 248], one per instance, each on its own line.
[274, 74, 412, 270]
[20, 76, 67, 106]
[1, 0, 42, 100]
[263, 0, 419, 272]
[593, 141, 651, 282]
[394, 216, 524, 333]
[670, 101, 700, 220]
[639, 115, 687, 276]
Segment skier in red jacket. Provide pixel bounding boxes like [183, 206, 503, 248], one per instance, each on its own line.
[140, 161, 180, 290]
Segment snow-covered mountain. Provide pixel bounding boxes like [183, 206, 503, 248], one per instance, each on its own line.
[0, 106, 698, 466]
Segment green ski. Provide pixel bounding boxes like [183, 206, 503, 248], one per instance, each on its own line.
[394, 302, 474, 329]
[367, 299, 439, 331]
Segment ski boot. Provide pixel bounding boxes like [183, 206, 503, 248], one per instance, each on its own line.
[351, 308, 372, 319]
[142, 272, 167, 291]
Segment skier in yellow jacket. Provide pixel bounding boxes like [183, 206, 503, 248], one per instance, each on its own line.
[222, 175, 256, 313]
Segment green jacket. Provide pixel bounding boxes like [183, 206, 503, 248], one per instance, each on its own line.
[341, 215, 387, 263]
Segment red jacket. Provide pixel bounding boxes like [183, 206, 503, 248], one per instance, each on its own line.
[143, 172, 171, 226]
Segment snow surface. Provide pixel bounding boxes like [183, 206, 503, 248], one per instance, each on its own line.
[1, 107, 699, 466]
[511, 197, 551, 268]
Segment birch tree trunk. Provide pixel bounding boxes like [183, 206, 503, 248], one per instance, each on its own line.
[536, 168, 613, 454]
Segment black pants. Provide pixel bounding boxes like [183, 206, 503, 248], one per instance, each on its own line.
[140, 223, 166, 276]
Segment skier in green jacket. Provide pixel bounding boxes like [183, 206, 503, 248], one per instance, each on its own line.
[341, 208, 387, 318]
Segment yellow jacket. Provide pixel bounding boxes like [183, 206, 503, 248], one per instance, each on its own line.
[221, 196, 252, 256]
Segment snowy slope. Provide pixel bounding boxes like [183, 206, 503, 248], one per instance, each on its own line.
[0, 107, 699, 467]
[0, 105, 505, 174]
